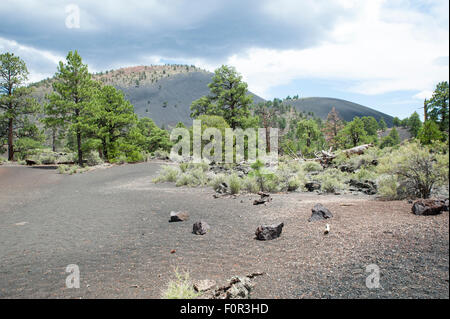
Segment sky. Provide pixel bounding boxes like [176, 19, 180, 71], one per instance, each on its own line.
[0, 0, 448, 119]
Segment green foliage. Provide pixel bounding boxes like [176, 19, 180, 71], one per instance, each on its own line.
[425, 81, 449, 133]
[338, 117, 369, 148]
[377, 141, 448, 198]
[93, 85, 137, 161]
[377, 175, 399, 200]
[418, 120, 443, 145]
[84, 150, 104, 166]
[228, 174, 242, 194]
[153, 165, 180, 183]
[161, 269, 200, 299]
[296, 119, 325, 156]
[0, 52, 40, 160]
[44, 51, 99, 166]
[378, 117, 387, 131]
[315, 168, 347, 193]
[407, 111, 422, 138]
[190, 65, 253, 129]
[243, 175, 260, 193]
[380, 127, 400, 149]
[361, 116, 379, 136]
[301, 161, 323, 172]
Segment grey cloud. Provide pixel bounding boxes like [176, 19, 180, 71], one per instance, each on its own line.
[0, 0, 356, 72]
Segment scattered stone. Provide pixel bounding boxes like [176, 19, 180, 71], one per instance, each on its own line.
[193, 279, 216, 292]
[305, 182, 321, 192]
[214, 276, 254, 299]
[193, 221, 210, 235]
[169, 211, 189, 222]
[338, 164, 355, 173]
[255, 222, 284, 240]
[170, 249, 176, 254]
[216, 182, 229, 194]
[411, 199, 449, 216]
[309, 204, 333, 222]
[347, 179, 377, 195]
[253, 192, 272, 205]
[25, 159, 36, 166]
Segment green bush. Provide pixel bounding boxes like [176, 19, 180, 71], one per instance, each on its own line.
[85, 150, 104, 166]
[301, 161, 323, 172]
[243, 176, 260, 193]
[228, 174, 242, 194]
[320, 176, 344, 193]
[153, 165, 180, 183]
[161, 269, 200, 299]
[175, 168, 207, 187]
[377, 141, 448, 198]
[377, 175, 399, 200]
[209, 173, 227, 191]
[154, 149, 170, 159]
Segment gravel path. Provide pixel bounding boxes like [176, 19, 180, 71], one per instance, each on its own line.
[0, 163, 448, 298]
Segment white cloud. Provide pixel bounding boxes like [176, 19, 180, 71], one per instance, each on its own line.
[224, 0, 449, 99]
[0, 37, 63, 83]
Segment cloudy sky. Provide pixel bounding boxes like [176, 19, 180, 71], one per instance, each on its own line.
[0, 0, 448, 118]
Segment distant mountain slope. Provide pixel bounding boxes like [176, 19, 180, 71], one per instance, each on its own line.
[30, 66, 393, 128]
[283, 97, 394, 126]
[30, 65, 264, 128]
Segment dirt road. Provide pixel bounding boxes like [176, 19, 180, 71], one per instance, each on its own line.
[0, 163, 448, 298]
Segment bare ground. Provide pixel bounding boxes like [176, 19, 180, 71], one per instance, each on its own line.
[0, 162, 448, 299]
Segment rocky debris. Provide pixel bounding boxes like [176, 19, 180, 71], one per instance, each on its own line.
[193, 221, 210, 235]
[305, 182, 321, 192]
[209, 163, 250, 177]
[347, 179, 377, 195]
[309, 204, 333, 222]
[255, 222, 284, 240]
[411, 199, 449, 216]
[169, 211, 189, 222]
[215, 182, 229, 194]
[193, 279, 216, 292]
[25, 159, 37, 166]
[210, 272, 264, 299]
[338, 164, 355, 173]
[253, 192, 272, 205]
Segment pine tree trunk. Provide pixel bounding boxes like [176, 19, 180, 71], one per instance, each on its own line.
[77, 130, 83, 166]
[8, 118, 13, 161]
[52, 128, 56, 152]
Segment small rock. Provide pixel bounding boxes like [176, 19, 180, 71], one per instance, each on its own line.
[169, 211, 189, 222]
[255, 222, 284, 240]
[193, 279, 216, 292]
[305, 182, 321, 192]
[309, 203, 333, 222]
[193, 221, 210, 235]
[411, 199, 449, 216]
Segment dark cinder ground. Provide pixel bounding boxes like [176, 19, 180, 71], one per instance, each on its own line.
[0, 162, 448, 299]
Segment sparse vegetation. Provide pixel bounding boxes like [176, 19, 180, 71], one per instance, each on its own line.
[161, 268, 200, 299]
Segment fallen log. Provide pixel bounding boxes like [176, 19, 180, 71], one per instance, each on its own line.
[342, 143, 373, 156]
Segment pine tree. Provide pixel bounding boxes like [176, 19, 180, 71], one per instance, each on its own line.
[378, 117, 387, 131]
[94, 85, 137, 160]
[407, 111, 422, 138]
[44, 51, 98, 166]
[190, 65, 252, 129]
[338, 117, 368, 148]
[0, 53, 40, 160]
[425, 81, 449, 133]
